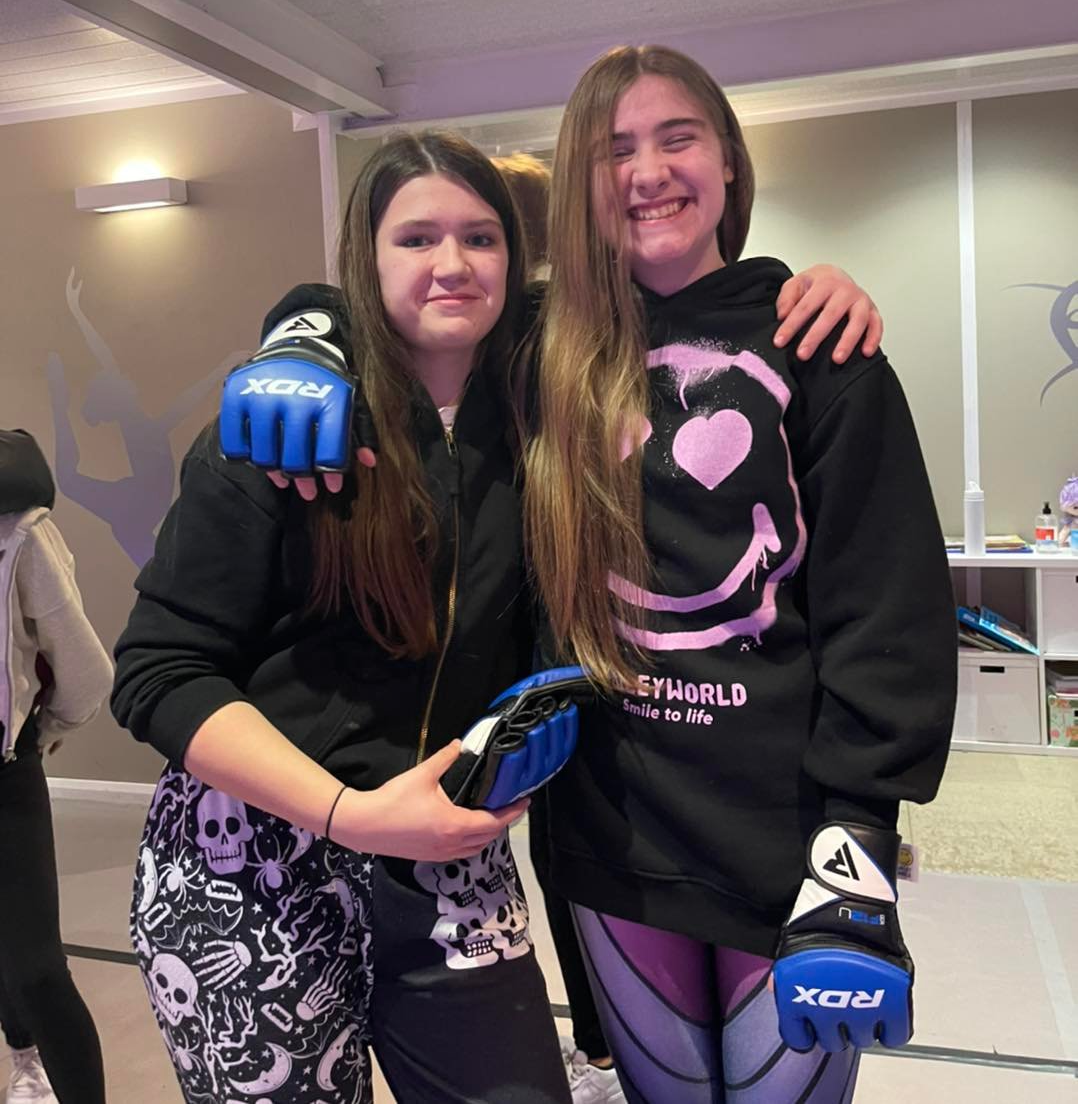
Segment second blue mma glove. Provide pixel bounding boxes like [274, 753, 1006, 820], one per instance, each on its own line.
[440, 667, 593, 810]
[772, 821, 913, 1052]
[220, 284, 375, 474]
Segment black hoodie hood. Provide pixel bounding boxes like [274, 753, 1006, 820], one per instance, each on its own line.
[637, 257, 793, 342]
[0, 430, 55, 514]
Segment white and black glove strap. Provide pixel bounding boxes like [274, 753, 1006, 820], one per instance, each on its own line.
[773, 822, 913, 1052]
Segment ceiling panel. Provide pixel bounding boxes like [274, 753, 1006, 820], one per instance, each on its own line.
[0, 0, 231, 123]
[288, 0, 894, 67]
[2, 0, 1075, 126]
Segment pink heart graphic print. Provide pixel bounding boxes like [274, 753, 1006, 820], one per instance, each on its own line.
[671, 409, 753, 490]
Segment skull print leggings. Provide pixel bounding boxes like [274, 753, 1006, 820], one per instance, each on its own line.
[131, 766, 570, 1104]
[572, 905, 861, 1104]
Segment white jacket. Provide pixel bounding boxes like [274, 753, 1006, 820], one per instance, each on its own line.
[1, 508, 113, 759]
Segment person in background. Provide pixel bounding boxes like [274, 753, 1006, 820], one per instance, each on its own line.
[493, 152, 552, 279]
[0, 430, 54, 515]
[0, 428, 112, 1104]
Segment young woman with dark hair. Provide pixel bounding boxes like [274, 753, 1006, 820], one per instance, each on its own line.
[113, 131, 571, 1104]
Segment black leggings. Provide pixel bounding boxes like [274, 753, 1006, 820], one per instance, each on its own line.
[0, 733, 106, 1104]
[529, 788, 610, 1059]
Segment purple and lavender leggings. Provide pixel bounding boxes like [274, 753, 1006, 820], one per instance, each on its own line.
[572, 906, 860, 1104]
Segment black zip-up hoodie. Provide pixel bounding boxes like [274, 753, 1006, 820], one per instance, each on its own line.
[544, 258, 957, 956]
[111, 366, 532, 789]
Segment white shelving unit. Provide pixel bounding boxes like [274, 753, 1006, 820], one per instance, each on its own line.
[949, 551, 1078, 755]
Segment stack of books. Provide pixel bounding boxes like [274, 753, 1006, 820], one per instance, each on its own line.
[1047, 670, 1078, 695]
[957, 605, 1038, 655]
[945, 534, 1032, 554]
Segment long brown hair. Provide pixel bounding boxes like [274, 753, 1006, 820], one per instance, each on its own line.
[525, 45, 755, 690]
[309, 130, 526, 658]
[491, 152, 551, 273]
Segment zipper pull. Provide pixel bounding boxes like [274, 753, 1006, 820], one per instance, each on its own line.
[443, 426, 461, 496]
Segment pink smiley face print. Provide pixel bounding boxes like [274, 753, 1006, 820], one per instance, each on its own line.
[611, 342, 807, 652]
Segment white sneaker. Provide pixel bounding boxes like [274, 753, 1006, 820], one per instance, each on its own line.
[560, 1036, 627, 1104]
[7, 1046, 59, 1104]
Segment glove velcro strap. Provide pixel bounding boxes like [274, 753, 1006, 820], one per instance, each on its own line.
[248, 335, 348, 375]
[807, 822, 899, 905]
[785, 867, 911, 964]
[773, 947, 912, 1050]
[260, 307, 342, 349]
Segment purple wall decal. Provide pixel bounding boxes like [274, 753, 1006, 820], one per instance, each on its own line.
[46, 270, 246, 567]
[1010, 280, 1078, 404]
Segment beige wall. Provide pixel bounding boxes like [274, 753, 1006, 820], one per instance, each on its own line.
[1, 92, 325, 784]
[336, 133, 381, 212]
[743, 104, 965, 535]
[974, 89, 1078, 537]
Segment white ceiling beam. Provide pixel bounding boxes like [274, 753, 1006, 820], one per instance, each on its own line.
[59, 0, 395, 117]
[370, 0, 1078, 126]
[0, 79, 243, 128]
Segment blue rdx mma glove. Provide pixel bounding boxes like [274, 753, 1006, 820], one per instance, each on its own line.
[439, 667, 593, 811]
[219, 284, 375, 474]
[772, 822, 913, 1052]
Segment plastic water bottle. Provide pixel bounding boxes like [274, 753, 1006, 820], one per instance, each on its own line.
[963, 482, 985, 555]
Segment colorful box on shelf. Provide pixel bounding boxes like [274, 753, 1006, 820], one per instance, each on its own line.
[1047, 693, 1078, 748]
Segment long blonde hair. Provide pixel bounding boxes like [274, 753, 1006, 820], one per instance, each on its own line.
[525, 45, 755, 690]
[309, 131, 526, 658]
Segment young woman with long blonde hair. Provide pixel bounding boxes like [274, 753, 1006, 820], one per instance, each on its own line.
[523, 46, 955, 1103]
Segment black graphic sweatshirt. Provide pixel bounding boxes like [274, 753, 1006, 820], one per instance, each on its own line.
[545, 258, 957, 956]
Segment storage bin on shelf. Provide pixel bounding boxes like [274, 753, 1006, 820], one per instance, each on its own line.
[1041, 568, 1078, 657]
[955, 651, 1041, 745]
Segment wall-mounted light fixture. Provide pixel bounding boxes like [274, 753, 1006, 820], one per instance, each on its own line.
[75, 177, 188, 213]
